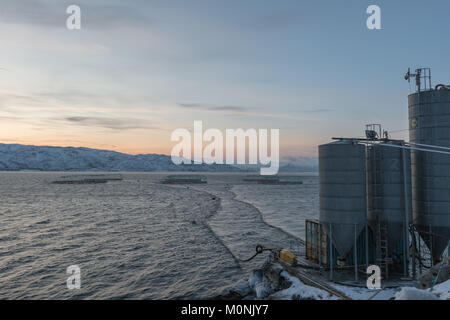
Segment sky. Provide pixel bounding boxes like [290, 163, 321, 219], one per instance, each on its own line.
[1, 0, 450, 158]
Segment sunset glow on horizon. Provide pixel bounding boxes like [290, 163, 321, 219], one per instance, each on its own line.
[1, 0, 450, 159]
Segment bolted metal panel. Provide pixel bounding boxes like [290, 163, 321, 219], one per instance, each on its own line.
[409, 89, 450, 260]
[366, 142, 412, 254]
[319, 140, 366, 258]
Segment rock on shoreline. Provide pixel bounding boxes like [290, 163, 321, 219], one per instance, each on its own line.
[212, 261, 336, 300]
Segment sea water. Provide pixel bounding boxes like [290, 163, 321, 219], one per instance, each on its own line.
[0, 172, 318, 299]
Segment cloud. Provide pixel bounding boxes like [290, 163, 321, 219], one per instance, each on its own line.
[0, 116, 26, 121]
[0, 0, 151, 29]
[64, 116, 156, 130]
[178, 103, 249, 113]
[0, 92, 42, 106]
[81, 3, 152, 29]
[296, 108, 334, 113]
[250, 11, 307, 29]
[177, 102, 333, 120]
[0, 88, 153, 112]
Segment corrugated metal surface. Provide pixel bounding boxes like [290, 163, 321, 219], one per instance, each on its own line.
[319, 140, 367, 258]
[366, 142, 412, 254]
[409, 89, 450, 259]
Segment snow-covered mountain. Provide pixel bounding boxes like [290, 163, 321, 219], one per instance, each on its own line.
[278, 156, 318, 172]
[0, 143, 240, 172]
[0, 143, 318, 172]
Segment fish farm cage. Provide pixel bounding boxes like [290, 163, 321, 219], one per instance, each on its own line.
[52, 173, 123, 184]
[161, 175, 207, 184]
[306, 69, 450, 282]
[243, 175, 303, 184]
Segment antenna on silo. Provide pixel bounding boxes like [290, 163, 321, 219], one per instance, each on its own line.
[365, 124, 382, 140]
[405, 67, 432, 92]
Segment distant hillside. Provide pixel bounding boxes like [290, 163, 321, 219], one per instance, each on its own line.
[0, 143, 240, 172]
[0, 143, 318, 172]
[279, 156, 318, 172]
[278, 163, 318, 172]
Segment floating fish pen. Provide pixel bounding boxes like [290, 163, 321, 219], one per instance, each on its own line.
[52, 174, 123, 184]
[161, 175, 207, 184]
[243, 175, 303, 185]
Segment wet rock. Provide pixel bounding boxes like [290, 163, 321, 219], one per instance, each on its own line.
[211, 291, 244, 300]
[395, 287, 439, 300]
[219, 262, 295, 300]
[247, 268, 272, 299]
[210, 277, 253, 300]
[247, 263, 294, 299]
[255, 280, 272, 299]
[248, 269, 263, 288]
[419, 258, 449, 289]
[231, 279, 252, 297]
[261, 262, 292, 291]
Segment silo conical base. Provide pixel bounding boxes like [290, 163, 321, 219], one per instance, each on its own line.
[327, 223, 365, 259]
[416, 226, 450, 262]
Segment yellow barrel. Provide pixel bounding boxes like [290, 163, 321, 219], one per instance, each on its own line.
[279, 249, 296, 263]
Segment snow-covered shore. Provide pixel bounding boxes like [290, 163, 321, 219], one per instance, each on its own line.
[215, 261, 450, 300]
[214, 262, 339, 300]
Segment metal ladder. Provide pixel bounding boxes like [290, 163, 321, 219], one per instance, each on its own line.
[376, 221, 390, 279]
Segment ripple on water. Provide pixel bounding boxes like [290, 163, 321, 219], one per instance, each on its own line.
[0, 173, 243, 299]
[0, 172, 318, 299]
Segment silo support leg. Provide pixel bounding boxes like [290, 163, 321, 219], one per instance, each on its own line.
[365, 224, 369, 268]
[330, 224, 333, 281]
[412, 229, 416, 279]
[418, 236, 422, 274]
[354, 224, 358, 282]
[429, 225, 433, 266]
[403, 221, 407, 277]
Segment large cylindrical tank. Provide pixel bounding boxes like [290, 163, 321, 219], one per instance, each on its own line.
[409, 88, 450, 260]
[366, 142, 412, 254]
[319, 140, 367, 258]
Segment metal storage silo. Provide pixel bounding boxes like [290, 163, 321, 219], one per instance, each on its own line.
[366, 142, 412, 255]
[319, 140, 367, 258]
[409, 88, 450, 260]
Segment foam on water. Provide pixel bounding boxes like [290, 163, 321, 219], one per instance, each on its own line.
[231, 175, 319, 239]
